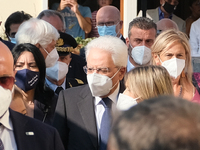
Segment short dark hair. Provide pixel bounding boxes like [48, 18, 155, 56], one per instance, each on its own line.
[12, 43, 54, 106]
[5, 11, 32, 35]
[128, 17, 157, 37]
[37, 9, 65, 30]
[110, 96, 200, 150]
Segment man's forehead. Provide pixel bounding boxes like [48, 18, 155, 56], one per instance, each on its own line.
[131, 27, 156, 36]
[97, 15, 118, 23]
[0, 42, 14, 76]
[97, 9, 119, 22]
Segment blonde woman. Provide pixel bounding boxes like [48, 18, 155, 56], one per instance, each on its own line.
[151, 29, 200, 102]
[117, 65, 174, 110]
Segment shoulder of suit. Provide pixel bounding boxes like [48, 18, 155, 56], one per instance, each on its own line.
[10, 109, 56, 131]
[138, 8, 157, 17]
[63, 83, 89, 93]
[146, 8, 158, 13]
[172, 14, 185, 23]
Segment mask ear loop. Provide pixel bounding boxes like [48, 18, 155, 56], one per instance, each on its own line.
[157, 54, 163, 63]
[43, 48, 49, 55]
[109, 67, 122, 91]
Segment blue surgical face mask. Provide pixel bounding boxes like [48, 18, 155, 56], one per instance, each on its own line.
[9, 37, 16, 44]
[46, 61, 69, 81]
[97, 22, 119, 36]
[15, 69, 40, 92]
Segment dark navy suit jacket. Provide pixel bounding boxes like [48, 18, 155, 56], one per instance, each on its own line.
[10, 109, 65, 150]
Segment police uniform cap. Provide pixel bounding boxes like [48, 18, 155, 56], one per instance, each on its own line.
[56, 32, 78, 56]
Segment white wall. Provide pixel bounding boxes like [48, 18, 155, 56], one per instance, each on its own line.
[0, 0, 47, 38]
[123, 0, 137, 38]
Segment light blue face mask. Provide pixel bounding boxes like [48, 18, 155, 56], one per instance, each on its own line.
[9, 37, 16, 44]
[97, 22, 119, 36]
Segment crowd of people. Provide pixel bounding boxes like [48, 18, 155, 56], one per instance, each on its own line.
[1, 0, 200, 149]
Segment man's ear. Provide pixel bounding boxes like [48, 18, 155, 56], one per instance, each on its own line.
[35, 43, 41, 49]
[119, 21, 123, 30]
[125, 37, 129, 47]
[119, 67, 126, 80]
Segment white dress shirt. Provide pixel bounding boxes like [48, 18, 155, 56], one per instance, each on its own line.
[0, 110, 17, 150]
[127, 56, 135, 72]
[94, 83, 120, 137]
[190, 18, 200, 57]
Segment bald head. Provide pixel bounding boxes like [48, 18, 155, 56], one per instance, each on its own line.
[156, 18, 179, 32]
[96, 6, 122, 37]
[97, 6, 120, 22]
[0, 42, 15, 90]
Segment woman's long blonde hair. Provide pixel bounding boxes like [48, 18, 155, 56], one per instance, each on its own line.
[125, 65, 174, 101]
[151, 29, 193, 82]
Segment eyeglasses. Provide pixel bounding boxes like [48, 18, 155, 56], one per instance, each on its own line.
[97, 21, 119, 27]
[0, 75, 15, 90]
[83, 66, 119, 74]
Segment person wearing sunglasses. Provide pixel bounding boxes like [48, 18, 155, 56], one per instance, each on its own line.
[0, 41, 64, 150]
[12, 43, 57, 125]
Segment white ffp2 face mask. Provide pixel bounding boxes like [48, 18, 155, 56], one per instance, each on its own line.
[159, 57, 185, 79]
[131, 45, 152, 65]
[0, 86, 12, 117]
[46, 61, 69, 81]
[87, 69, 120, 97]
[44, 47, 59, 68]
[117, 93, 138, 111]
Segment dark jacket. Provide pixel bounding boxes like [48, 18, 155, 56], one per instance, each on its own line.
[10, 109, 65, 150]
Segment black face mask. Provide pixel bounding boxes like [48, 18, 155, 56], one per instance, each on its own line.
[162, 1, 176, 14]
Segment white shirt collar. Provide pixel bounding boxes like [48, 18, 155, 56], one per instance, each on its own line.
[0, 110, 13, 130]
[95, 83, 120, 106]
[127, 56, 135, 72]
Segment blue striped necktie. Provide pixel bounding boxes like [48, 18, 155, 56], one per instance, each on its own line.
[99, 97, 112, 150]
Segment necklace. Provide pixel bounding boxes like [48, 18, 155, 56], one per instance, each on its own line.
[178, 85, 182, 97]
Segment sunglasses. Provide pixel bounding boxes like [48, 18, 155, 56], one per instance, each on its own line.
[0, 75, 15, 90]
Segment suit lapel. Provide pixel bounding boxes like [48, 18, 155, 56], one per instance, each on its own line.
[10, 109, 36, 150]
[77, 85, 98, 149]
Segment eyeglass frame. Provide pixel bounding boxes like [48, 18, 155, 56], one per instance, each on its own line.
[83, 66, 120, 74]
[96, 21, 120, 27]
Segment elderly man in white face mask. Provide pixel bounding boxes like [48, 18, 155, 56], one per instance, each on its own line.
[126, 17, 157, 72]
[0, 41, 65, 150]
[15, 18, 60, 68]
[53, 36, 128, 150]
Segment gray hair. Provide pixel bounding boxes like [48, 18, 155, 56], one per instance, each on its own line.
[85, 36, 128, 67]
[37, 9, 66, 31]
[15, 18, 59, 48]
[128, 17, 157, 37]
